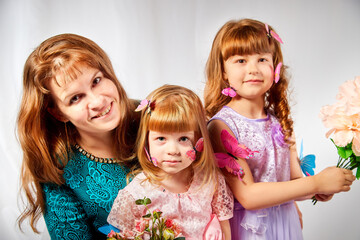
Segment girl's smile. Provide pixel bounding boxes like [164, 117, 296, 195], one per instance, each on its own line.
[223, 53, 274, 101]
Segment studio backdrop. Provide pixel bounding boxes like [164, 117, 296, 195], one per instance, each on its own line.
[1, 0, 359, 239]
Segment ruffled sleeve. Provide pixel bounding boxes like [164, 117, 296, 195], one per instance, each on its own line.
[211, 174, 234, 221]
[42, 183, 96, 240]
[107, 188, 140, 231]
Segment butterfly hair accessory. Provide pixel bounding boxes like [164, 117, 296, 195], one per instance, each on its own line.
[215, 129, 258, 179]
[221, 86, 237, 98]
[265, 23, 283, 44]
[186, 137, 204, 161]
[274, 62, 282, 83]
[299, 139, 316, 176]
[135, 99, 154, 115]
[144, 147, 158, 167]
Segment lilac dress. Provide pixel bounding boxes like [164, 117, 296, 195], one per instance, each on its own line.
[107, 171, 234, 239]
[210, 106, 303, 240]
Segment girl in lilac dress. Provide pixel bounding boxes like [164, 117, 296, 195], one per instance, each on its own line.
[204, 18, 355, 239]
[108, 85, 234, 239]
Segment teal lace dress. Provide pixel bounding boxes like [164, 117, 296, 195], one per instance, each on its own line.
[42, 146, 131, 239]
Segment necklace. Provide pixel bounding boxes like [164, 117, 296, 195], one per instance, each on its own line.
[75, 144, 121, 164]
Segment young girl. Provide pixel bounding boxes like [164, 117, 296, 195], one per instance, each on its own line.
[204, 19, 355, 239]
[17, 34, 140, 239]
[107, 85, 234, 239]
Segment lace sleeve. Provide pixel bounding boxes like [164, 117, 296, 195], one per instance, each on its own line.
[107, 188, 140, 231]
[42, 183, 94, 240]
[211, 174, 234, 221]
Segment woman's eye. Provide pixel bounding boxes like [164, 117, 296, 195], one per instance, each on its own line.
[70, 95, 81, 104]
[92, 77, 101, 86]
[237, 59, 245, 63]
[259, 58, 267, 62]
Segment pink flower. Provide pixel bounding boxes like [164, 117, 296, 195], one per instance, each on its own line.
[336, 76, 360, 115]
[107, 230, 118, 238]
[119, 229, 136, 239]
[319, 77, 360, 156]
[165, 218, 174, 228]
[135, 218, 149, 233]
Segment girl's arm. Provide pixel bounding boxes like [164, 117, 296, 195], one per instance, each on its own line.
[211, 174, 234, 239]
[220, 220, 231, 240]
[208, 120, 355, 210]
[290, 134, 334, 202]
[107, 189, 139, 231]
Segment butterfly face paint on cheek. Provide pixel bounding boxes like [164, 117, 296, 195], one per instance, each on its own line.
[186, 138, 204, 161]
[144, 147, 158, 167]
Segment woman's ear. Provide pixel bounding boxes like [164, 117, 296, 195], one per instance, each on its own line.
[47, 107, 69, 122]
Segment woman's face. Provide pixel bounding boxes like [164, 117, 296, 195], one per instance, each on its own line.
[47, 65, 121, 139]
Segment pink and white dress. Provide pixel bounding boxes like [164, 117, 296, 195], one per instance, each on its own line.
[107, 171, 233, 240]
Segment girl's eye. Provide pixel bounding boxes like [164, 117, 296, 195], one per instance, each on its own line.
[179, 136, 189, 142]
[157, 137, 165, 142]
[259, 58, 267, 62]
[69, 95, 81, 104]
[92, 77, 101, 86]
[237, 59, 246, 63]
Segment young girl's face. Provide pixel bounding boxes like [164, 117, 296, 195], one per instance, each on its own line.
[223, 53, 274, 100]
[48, 65, 121, 138]
[148, 130, 195, 176]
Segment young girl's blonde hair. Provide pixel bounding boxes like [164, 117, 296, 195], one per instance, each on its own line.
[136, 85, 218, 187]
[17, 33, 139, 232]
[204, 18, 293, 142]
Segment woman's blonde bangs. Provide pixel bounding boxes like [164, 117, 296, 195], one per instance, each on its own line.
[50, 50, 100, 87]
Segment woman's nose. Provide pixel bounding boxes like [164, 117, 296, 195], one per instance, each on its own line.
[87, 91, 104, 110]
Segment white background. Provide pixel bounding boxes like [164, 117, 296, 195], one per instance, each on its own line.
[1, 0, 359, 239]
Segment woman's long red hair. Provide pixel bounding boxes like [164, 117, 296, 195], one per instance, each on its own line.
[17, 34, 139, 232]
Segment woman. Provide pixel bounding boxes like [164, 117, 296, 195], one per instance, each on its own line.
[17, 33, 140, 239]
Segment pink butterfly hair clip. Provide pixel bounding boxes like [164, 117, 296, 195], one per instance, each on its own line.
[135, 99, 154, 114]
[215, 129, 258, 180]
[186, 138, 204, 161]
[144, 147, 158, 167]
[221, 86, 237, 98]
[265, 23, 283, 44]
[274, 62, 282, 83]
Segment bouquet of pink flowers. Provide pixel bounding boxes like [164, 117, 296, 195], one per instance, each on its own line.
[314, 76, 360, 204]
[319, 76, 360, 178]
[107, 197, 185, 240]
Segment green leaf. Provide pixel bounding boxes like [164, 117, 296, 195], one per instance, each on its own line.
[144, 197, 152, 205]
[135, 199, 144, 205]
[174, 238, 186, 240]
[356, 167, 360, 180]
[142, 213, 151, 218]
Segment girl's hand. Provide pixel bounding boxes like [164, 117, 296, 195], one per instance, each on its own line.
[314, 193, 333, 202]
[314, 167, 355, 194]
